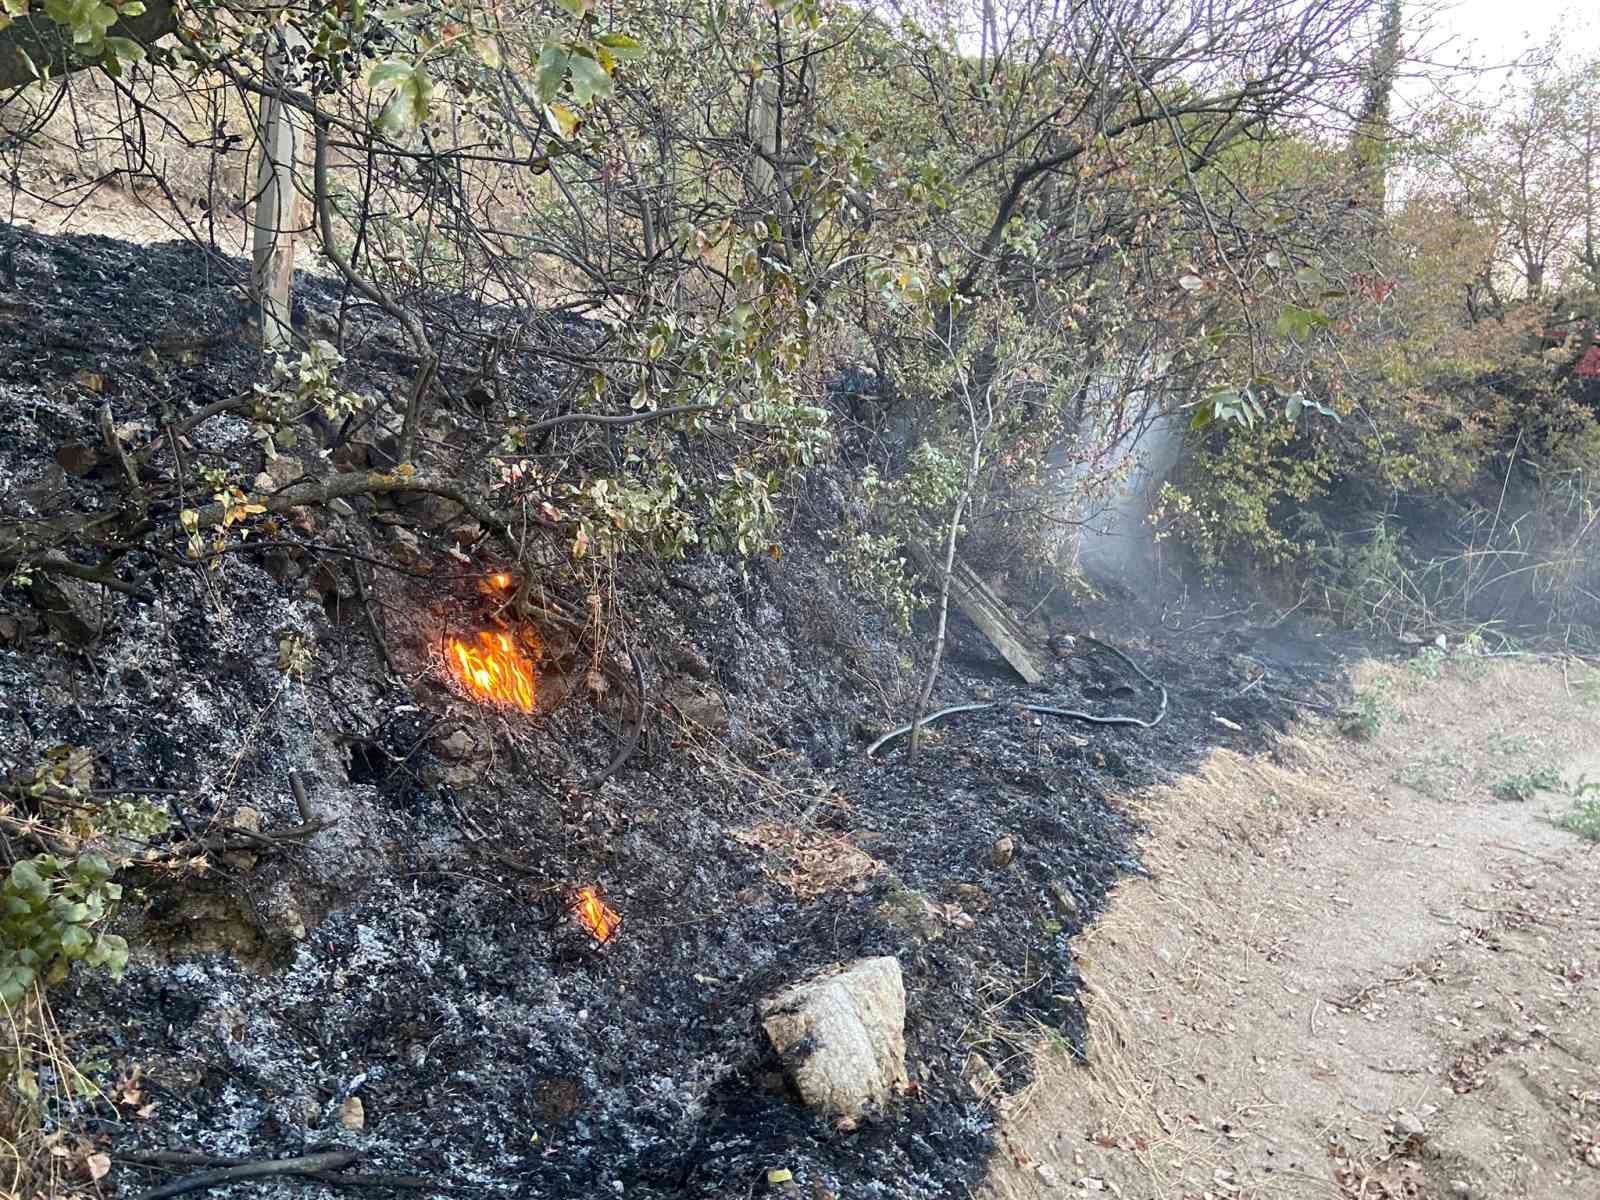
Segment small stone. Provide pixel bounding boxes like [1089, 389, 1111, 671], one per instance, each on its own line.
[338, 1095, 365, 1131]
[666, 677, 730, 733]
[1048, 883, 1079, 921]
[950, 882, 990, 910]
[990, 834, 1015, 869]
[328, 497, 356, 518]
[1449, 1182, 1470, 1197]
[1393, 1109, 1426, 1138]
[265, 453, 304, 488]
[252, 471, 275, 493]
[232, 806, 262, 834]
[436, 730, 475, 760]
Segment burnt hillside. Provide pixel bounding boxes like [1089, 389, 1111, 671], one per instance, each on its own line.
[0, 228, 1359, 1199]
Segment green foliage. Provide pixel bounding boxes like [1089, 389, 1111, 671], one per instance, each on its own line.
[1555, 777, 1600, 840]
[98, 795, 171, 840]
[1485, 732, 1535, 756]
[0, 854, 127, 1009]
[829, 445, 969, 632]
[1152, 424, 1336, 576]
[1490, 766, 1564, 802]
[3, 748, 146, 1009]
[252, 340, 361, 447]
[1338, 677, 1394, 741]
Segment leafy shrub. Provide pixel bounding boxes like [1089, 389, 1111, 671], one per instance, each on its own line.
[829, 445, 968, 632]
[1338, 677, 1394, 741]
[1556, 778, 1600, 840]
[1490, 766, 1564, 801]
[0, 854, 127, 1009]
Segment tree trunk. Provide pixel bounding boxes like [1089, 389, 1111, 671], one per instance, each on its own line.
[250, 28, 308, 351]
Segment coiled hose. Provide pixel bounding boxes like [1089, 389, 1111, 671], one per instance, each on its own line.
[866, 636, 1168, 760]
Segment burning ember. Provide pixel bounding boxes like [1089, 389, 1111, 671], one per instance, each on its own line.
[573, 886, 621, 944]
[446, 630, 538, 712]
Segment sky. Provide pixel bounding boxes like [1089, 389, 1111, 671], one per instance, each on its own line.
[1434, 0, 1597, 56]
[1383, 0, 1597, 121]
[1421, 0, 1599, 90]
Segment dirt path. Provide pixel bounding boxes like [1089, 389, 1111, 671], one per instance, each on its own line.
[985, 656, 1600, 1200]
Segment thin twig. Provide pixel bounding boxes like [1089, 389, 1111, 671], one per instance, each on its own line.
[131, 1150, 358, 1200]
[100, 401, 143, 494]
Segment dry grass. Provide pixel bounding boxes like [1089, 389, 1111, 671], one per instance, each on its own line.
[730, 819, 882, 900]
[1, 989, 104, 1200]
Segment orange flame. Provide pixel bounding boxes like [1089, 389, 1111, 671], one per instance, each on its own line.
[573, 886, 620, 943]
[445, 630, 538, 712]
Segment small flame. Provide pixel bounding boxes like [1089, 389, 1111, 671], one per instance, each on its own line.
[490, 572, 512, 590]
[573, 886, 620, 944]
[445, 630, 538, 712]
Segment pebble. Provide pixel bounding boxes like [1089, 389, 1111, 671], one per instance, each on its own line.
[990, 834, 1015, 868]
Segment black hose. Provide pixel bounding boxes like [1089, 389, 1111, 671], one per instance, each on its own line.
[866, 636, 1168, 760]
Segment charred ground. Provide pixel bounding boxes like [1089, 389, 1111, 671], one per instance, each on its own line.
[1, 229, 1363, 1199]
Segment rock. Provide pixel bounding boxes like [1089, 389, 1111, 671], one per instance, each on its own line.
[758, 956, 908, 1124]
[252, 471, 275, 493]
[1393, 1109, 1426, 1139]
[29, 558, 106, 644]
[337, 1095, 365, 1131]
[405, 493, 465, 529]
[387, 524, 423, 567]
[949, 882, 990, 911]
[435, 730, 476, 760]
[666, 676, 730, 733]
[264, 452, 304, 488]
[990, 834, 1015, 869]
[876, 884, 942, 942]
[1048, 882, 1080, 922]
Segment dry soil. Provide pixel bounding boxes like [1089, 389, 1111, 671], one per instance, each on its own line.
[985, 654, 1600, 1200]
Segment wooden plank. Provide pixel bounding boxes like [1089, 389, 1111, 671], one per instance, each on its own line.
[910, 543, 1046, 685]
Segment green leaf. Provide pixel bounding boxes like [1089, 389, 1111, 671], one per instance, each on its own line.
[377, 90, 416, 134]
[1275, 303, 1329, 341]
[406, 68, 433, 125]
[103, 35, 144, 64]
[120, 0, 145, 13]
[596, 32, 646, 61]
[1284, 393, 1303, 421]
[95, 933, 128, 977]
[566, 50, 612, 104]
[367, 60, 413, 91]
[9, 860, 46, 902]
[76, 853, 113, 883]
[60, 924, 92, 959]
[536, 44, 569, 103]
